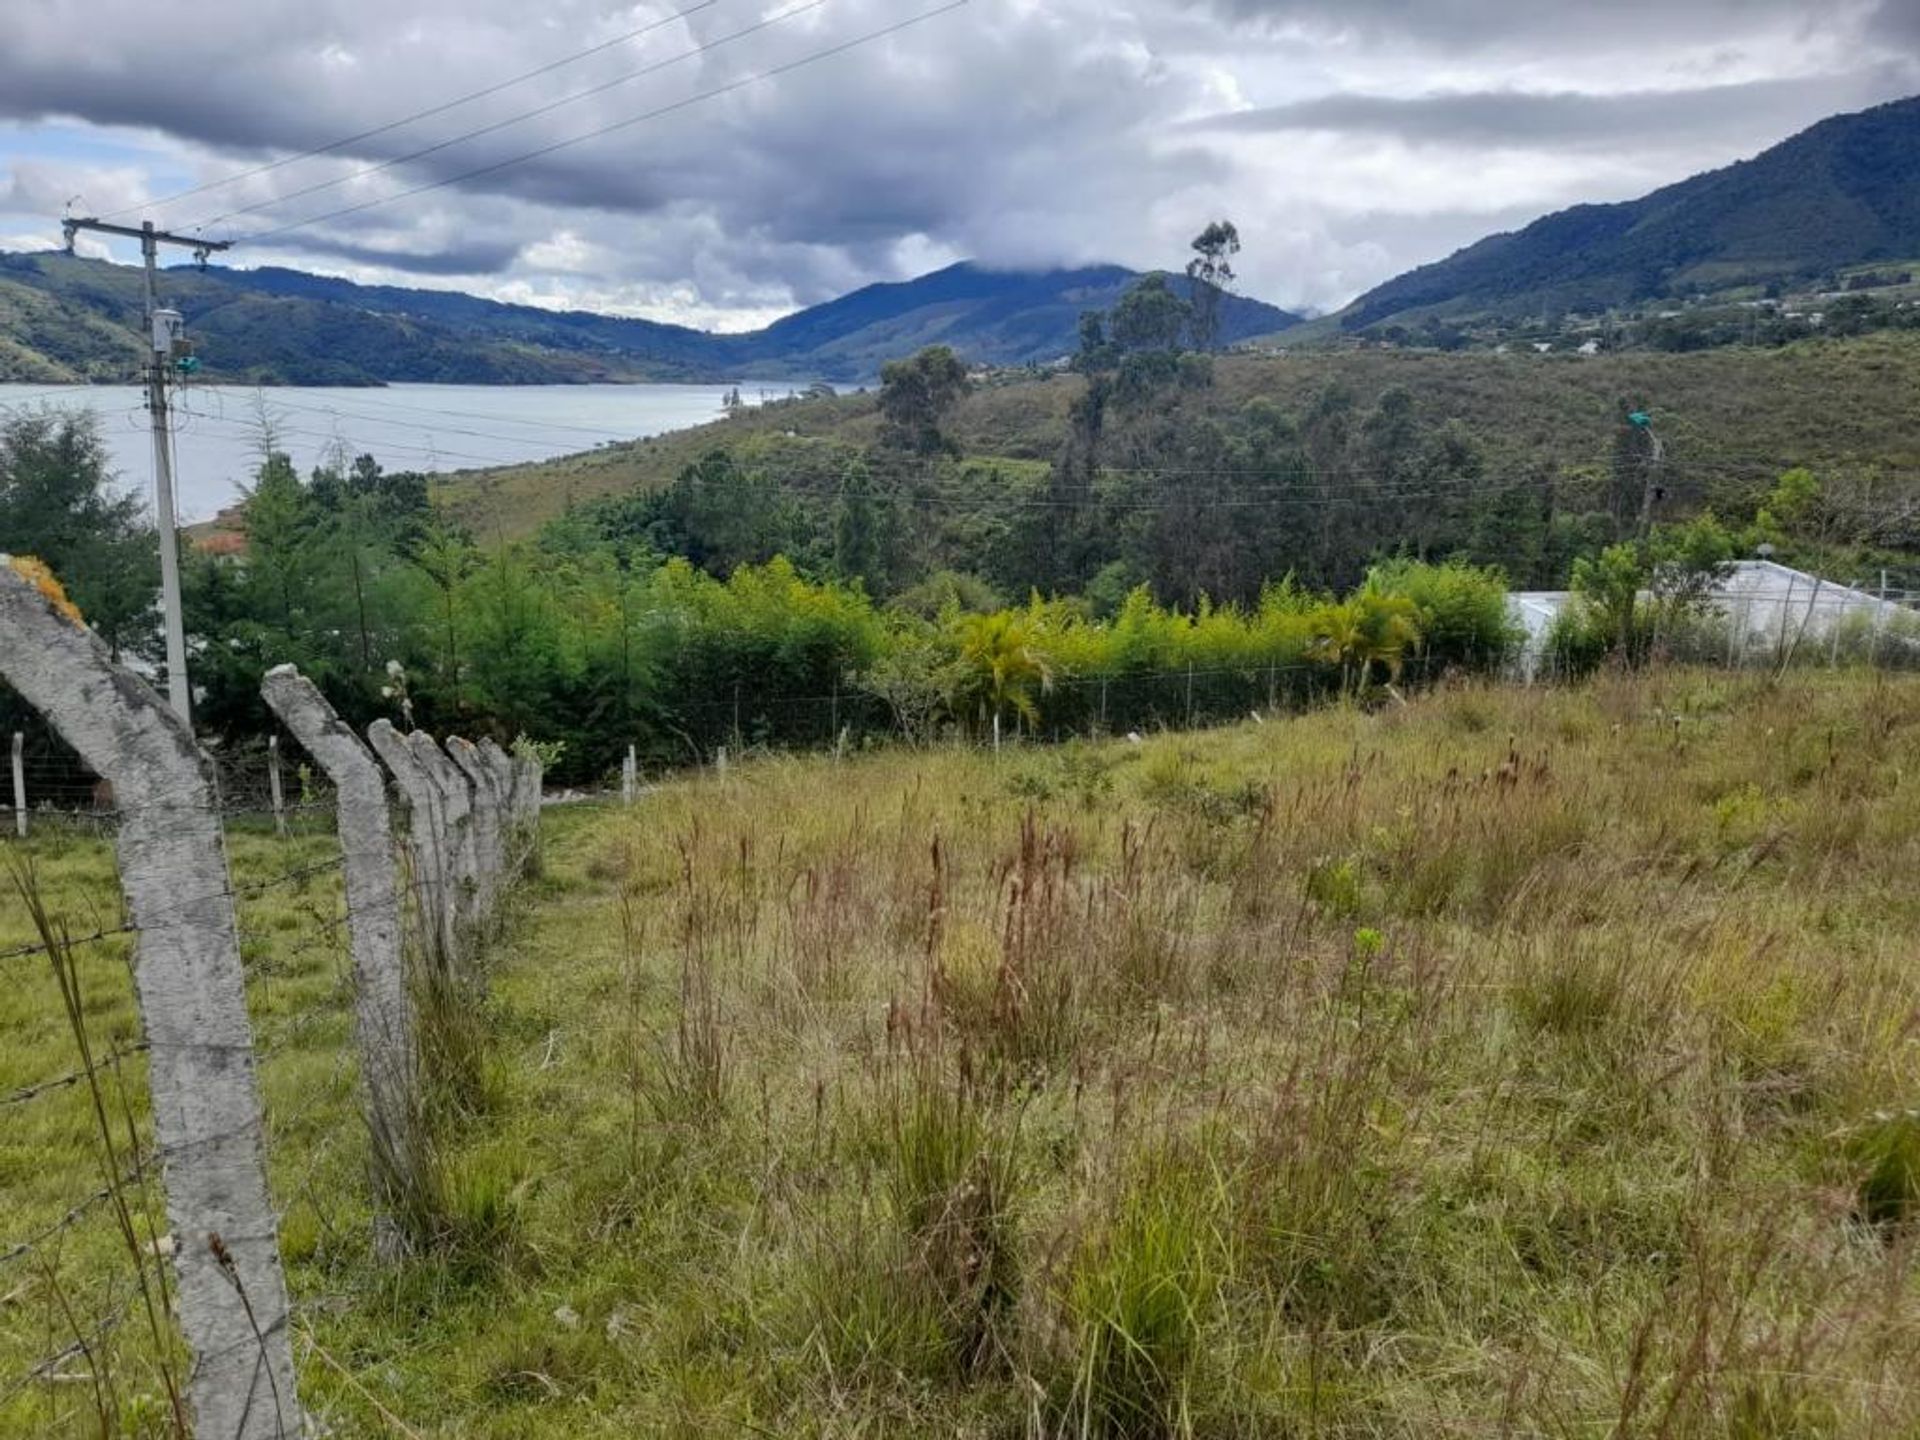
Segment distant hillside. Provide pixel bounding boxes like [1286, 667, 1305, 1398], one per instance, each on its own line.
[436, 332, 1920, 540]
[0, 253, 1299, 387]
[740, 264, 1297, 373]
[1341, 94, 1920, 331]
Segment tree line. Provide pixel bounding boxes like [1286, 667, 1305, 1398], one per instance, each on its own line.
[3, 221, 1907, 784]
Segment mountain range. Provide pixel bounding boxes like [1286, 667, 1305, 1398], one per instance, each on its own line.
[0, 254, 1298, 387]
[2, 93, 1916, 385]
[1337, 94, 1920, 331]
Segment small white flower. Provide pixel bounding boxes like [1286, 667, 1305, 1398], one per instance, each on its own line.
[386, 659, 405, 678]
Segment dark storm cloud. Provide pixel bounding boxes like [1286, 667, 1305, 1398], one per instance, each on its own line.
[0, 0, 1912, 320]
[1197, 0, 1896, 49]
[271, 230, 528, 276]
[1869, 0, 1920, 50]
[1196, 71, 1913, 150]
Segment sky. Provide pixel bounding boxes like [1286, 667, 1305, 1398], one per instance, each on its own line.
[1, 0, 1916, 331]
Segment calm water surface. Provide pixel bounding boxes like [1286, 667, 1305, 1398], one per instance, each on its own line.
[0, 381, 776, 522]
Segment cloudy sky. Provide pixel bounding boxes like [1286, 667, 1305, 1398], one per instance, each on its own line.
[2, 0, 1915, 330]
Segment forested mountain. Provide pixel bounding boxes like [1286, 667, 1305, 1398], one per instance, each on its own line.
[0, 252, 1298, 386]
[1339, 94, 1920, 331]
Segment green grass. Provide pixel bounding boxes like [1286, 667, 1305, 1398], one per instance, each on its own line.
[4, 668, 1920, 1435]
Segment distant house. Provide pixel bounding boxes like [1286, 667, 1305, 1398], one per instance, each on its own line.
[1506, 592, 1572, 681]
[1507, 561, 1912, 679]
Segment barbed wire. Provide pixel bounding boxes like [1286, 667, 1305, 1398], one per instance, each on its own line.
[0, 1042, 151, 1113]
[0, 1293, 139, 1410]
[0, 1153, 157, 1270]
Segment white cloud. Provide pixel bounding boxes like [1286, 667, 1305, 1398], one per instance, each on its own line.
[0, 0, 1912, 322]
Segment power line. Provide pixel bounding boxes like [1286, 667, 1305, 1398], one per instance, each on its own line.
[188, 382, 721, 448]
[102, 0, 721, 222]
[233, 1, 972, 245]
[186, 0, 829, 234]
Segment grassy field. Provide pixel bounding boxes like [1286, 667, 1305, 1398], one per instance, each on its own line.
[434, 334, 1920, 539]
[4, 668, 1920, 1436]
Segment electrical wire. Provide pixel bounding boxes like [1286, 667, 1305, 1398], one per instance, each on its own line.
[186, 0, 829, 234]
[232, 2, 971, 245]
[99, 0, 721, 222]
[189, 382, 726, 449]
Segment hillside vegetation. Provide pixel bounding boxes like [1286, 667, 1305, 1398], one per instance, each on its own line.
[5, 668, 1919, 1436]
[1339, 94, 1920, 331]
[0, 254, 1295, 387]
[439, 333, 1920, 540]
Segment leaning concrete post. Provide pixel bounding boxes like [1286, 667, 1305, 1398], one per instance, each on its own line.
[445, 737, 503, 919]
[267, 734, 287, 837]
[409, 733, 480, 945]
[262, 667, 417, 1256]
[477, 740, 526, 876]
[0, 563, 300, 1437]
[506, 743, 544, 876]
[10, 732, 23, 838]
[368, 720, 453, 973]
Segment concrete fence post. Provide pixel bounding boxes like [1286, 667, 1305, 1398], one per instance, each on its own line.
[262, 667, 417, 1257]
[409, 732, 480, 948]
[10, 731, 23, 839]
[446, 737, 504, 922]
[267, 733, 287, 837]
[368, 720, 455, 974]
[0, 562, 301, 1438]
[623, 745, 636, 807]
[477, 739, 527, 875]
[502, 742, 543, 875]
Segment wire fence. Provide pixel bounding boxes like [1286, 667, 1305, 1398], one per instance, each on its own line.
[0, 620, 541, 1436]
[0, 814, 358, 1432]
[3, 603, 1916, 1426]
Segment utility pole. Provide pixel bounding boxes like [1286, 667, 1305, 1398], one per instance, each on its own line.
[61, 217, 230, 726]
[1627, 408, 1666, 543]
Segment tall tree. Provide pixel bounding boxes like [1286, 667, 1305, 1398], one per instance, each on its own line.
[878, 346, 971, 456]
[1185, 220, 1242, 352]
[0, 410, 158, 660]
[1108, 274, 1191, 355]
[833, 458, 886, 589]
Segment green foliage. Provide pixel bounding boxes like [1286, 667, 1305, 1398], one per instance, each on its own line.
[1849, 1110, 1920, 1228]
[1372, 558, 1520, 671]
[951, 609, 1054, 733]
[1565, 516, 1737, 666]
[0, 409, 156, 660]
[1107, 273, 1192, 355]
[879, 346, 971, 456]
[183, 445, 435, 737]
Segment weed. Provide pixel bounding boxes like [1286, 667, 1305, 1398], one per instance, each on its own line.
[1056, 1149, 1224, 1439]
[1848, 1110, 1920, 1228]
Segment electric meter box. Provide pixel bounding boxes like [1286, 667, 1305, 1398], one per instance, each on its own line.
[151, 308, 186, 354]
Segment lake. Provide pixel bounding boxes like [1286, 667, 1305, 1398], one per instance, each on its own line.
[0, 381, 771, 523]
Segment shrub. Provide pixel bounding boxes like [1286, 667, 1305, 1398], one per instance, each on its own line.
[1372, 559, 1520, 673]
